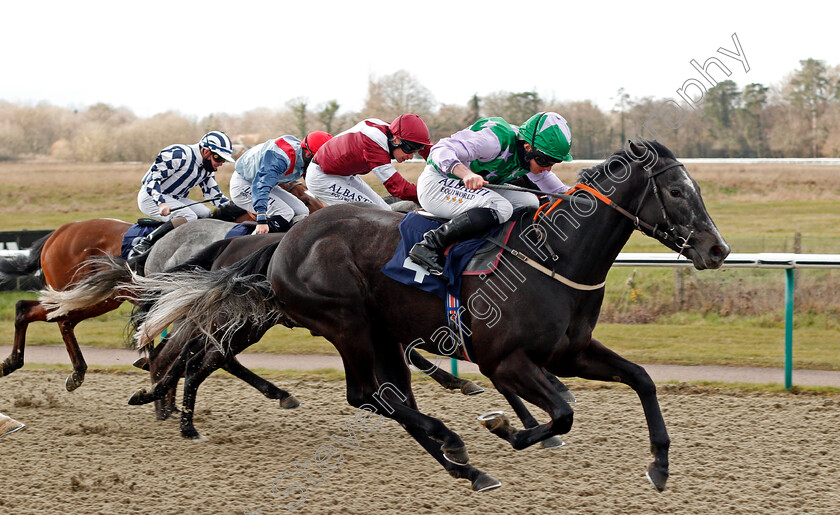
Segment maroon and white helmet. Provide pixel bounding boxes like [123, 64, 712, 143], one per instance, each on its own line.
[389, 114, 431, 146]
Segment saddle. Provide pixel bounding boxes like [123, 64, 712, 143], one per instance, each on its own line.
[381, 210, 524, 301]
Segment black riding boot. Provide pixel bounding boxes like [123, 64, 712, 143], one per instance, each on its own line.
[265, 215, 293, 233]
[408, 208, 499, 275]
[129, 220, 175, 259]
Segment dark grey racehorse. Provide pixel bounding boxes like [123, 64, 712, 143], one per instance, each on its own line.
[131, 140, 729, 491]
[42, 232, 485, 439]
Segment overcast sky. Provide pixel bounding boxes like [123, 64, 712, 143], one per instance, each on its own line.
[4, 0, 839, 120]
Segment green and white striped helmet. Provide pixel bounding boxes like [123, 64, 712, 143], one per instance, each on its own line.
[519, 112, 573, 162]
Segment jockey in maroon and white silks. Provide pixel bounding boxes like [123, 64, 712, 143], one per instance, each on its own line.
[305, 114, 431, 208]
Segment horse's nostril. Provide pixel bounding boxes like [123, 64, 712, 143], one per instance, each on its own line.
[710, 245, 728, 260]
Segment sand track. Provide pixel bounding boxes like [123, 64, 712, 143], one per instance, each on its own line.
[2, 370, 839, 514]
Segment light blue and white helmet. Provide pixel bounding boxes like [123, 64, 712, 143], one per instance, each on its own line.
[199, 131, 236, 162]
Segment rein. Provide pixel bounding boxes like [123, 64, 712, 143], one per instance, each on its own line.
[484, 159, 693, 291]
[539, 161, 693, 252]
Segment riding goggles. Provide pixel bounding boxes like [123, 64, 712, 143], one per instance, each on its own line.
[399, 140, 425, 154]
[532, 151, 560, 168]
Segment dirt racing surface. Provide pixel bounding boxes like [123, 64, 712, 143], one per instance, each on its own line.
[2, 369, 839, 514]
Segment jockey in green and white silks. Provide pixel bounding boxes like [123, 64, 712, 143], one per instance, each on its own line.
[409, 112, 573, 275]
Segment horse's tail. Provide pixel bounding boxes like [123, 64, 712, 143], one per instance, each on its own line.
[39, 254, 133, 319]
[126, 237, 239, 336]
[0, 232, 52, 283]
[39, 237, 237, 320]
[131, 241, 283, 351]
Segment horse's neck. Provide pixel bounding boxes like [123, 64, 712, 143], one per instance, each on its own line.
[534, 173, 648, 283]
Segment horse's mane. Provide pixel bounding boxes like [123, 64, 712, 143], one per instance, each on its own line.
[576, 139, 675, 186]
[210, 203, 249, 222]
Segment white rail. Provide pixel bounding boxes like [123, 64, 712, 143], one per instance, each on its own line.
[614, 252, 840, 269]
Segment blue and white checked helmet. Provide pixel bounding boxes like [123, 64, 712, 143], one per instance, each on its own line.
[199, 131, 236, 162]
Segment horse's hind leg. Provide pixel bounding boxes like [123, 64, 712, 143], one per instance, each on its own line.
[333, 332, 469, 466]
[131, 337, 198, 413]
[221, 357, 300, 409]
[373, 339, 500, 491]
[147, 335, 182, 420]
[1, 300, 47, 377]
[405, 349, 484, 395]
[556, 338, 670, 492]
[179, 349, 223, 440]
[545, 371, 576, 404]
[491, 379, 565, 450]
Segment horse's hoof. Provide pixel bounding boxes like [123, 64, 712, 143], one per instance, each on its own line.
[442, 445, 469, 465]
[65, 374, 83, 392]
[132, 356, 149, 370]
[182, 430, 206, 441]
[559, 388, 576, 404]
[477, 411, 507, 432]
[280, 395, 301, 409]
[280, 394, 300, 409]
[471, 472, 502, 492]
[645, 464, 669, 492]
[128, 390, 148, 405]
[459, 381, 485, 396]
[540, 436, 566, 449]
[0, 416, 26, 438]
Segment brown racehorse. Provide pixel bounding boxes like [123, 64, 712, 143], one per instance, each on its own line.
[1, 218, 130, 391]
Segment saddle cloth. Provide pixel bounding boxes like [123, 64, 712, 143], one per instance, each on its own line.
[381, 212, 515, 301]
[120, 223, 158, 260]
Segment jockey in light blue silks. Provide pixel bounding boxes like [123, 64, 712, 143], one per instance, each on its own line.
[409, 112, 574, 275]
[230, 131, 332, 234]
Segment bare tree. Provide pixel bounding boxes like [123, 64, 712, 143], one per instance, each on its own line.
[783, 58, 839, 156]
[742, 83, 769, 157]
[287, 98, 309, 137]
[361, 70, 435, 121]
[317, 100, 341, 134]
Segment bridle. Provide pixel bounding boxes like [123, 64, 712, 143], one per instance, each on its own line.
[538, 159, 694, 255]
[486, 158, 696, 291]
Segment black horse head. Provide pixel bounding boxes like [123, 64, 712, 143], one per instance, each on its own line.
[574, 138, 730, 270]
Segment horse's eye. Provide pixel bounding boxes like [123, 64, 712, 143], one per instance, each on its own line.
[670, 189, 682, 198]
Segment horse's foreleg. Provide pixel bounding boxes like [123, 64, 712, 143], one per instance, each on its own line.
[557, 338, 670, 492]
[2, 300, 47, 377]
[405, 349, 484, 395]
[477, 354, 573, 451]
[55, 300, 121, 391]
[221, 357, 300, 409]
